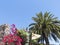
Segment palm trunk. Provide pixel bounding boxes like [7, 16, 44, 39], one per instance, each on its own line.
[42, 30, 49, 45]
[45, 36, 49, 45]
[29, 32, 32, 45]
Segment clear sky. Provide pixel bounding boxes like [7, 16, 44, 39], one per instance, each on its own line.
[0, 0, 60, 28]
[0, 0, 60, 44]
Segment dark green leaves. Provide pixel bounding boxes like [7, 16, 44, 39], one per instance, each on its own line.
[29, 12, 60, 45]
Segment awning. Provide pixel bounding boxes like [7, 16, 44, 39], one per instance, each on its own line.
[32, 33, 41, 40]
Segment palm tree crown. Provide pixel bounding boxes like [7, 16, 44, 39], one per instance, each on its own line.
[29, 12, 60, 45]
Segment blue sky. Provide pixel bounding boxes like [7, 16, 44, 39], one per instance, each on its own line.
[0, 0, 60, 28]
[0, 0, 60, 44]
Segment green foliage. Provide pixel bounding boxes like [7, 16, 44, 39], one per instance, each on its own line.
[17, 29, 28, 45]
[29, 12, 60, 45]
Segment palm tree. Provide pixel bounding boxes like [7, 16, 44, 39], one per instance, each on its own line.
[29, 12, 60, 45]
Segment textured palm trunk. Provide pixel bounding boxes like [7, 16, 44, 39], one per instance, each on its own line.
[44, 35, 49, 45]
[29, 32, 32, 45]
[42, 29, 49, 45]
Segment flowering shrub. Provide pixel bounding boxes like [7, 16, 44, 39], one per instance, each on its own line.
[2, 34, 23, 45]
[17, 30, 28, 45]
[1, 24, 23, 45]
[10, 24, 18, 35]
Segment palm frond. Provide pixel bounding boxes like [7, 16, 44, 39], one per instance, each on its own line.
[51, 33, 58, 42]
[29, 12, 60, 45]
[29, 23, 36, 27]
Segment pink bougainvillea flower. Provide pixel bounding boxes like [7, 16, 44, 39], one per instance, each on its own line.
[10, 24, 17, 35]
[11, 24, 15, 28]
[1, 24, 23, 45]
[0, 42, 5, 45]
[2, 34, 23, 45]
[2, 34, 13, 44]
